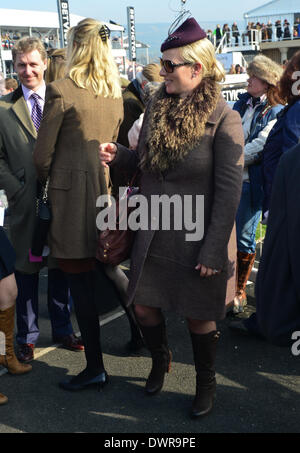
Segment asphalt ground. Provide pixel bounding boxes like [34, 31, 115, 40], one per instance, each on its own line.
[0, 269, 299, 434]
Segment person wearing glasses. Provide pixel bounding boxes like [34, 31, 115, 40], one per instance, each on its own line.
[99, 17, 244, 418]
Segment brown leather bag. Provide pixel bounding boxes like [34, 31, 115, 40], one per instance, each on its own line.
[97, 178, 139, 267]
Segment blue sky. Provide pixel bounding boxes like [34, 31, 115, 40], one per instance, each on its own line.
[5, 0, 267, 23]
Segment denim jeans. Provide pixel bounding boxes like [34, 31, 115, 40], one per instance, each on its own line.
[15, 268, 73, 345]
[236, 181, 262, 254]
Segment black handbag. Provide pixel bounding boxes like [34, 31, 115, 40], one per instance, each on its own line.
[31, 178, 51, 257]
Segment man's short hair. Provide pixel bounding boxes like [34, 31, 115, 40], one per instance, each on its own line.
[12, 37, 47, 62]
[5, 78, 18, 91]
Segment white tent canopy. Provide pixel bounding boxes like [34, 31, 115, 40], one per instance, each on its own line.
[0, 8, 124, 31]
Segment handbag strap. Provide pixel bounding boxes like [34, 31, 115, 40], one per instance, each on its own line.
[42, 177, 50, 203]
[129, 170, 140, 187]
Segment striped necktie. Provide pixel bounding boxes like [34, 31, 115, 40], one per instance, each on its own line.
[30, 93, 43, 132]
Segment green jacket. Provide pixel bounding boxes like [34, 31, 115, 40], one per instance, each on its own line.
[117, 81, 144, 148]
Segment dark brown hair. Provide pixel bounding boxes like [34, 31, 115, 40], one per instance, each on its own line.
[279, 50, 300, 104]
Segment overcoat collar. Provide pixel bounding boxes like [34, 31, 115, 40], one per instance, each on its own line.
[11, 85, 37, 139]
[206, 95, 227, 125]
[141, 78, 223, 173]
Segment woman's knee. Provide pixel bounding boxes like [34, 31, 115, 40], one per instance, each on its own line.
[187, 318, 216, 334]
[134, 304, 162, 325]
[0, 274, 18, 309]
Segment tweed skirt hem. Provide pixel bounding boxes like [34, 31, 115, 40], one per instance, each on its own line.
[0, 227, 16, 281]
[132, 255, 227, 321]
[57, 258, 96, 274]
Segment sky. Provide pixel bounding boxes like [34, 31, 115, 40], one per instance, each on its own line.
[4, 0, 268, 24]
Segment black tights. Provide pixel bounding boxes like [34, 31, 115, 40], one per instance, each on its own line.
[68, 269, 104, 376]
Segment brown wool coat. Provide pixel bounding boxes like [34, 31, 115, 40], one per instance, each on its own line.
[111, 86, 244, 321]
[34, 77, 123, 259]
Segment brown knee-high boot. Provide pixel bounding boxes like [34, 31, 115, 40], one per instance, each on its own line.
[234, 251, 256, 313]
[0, 306, 32, 375]
[138, 321, 172, 395]
[0, 393, 8, 405]
[190, 330, 220, 418]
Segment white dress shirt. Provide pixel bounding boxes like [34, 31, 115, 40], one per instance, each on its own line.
[21, 82, 46, 116]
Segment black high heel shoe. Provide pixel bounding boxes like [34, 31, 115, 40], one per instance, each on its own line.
[59, 370, 108, 392]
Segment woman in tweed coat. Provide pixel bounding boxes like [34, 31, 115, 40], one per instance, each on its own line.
[34, 18, 123, 392]
[100, 18, 244, 418]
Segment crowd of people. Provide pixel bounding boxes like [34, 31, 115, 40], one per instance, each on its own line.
[1, 32, 58, 50]
[0, 15, 299, 422]
[206, 18, 300, 47]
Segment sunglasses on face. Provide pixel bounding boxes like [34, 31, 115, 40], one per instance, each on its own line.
[160, 58, 192, 73]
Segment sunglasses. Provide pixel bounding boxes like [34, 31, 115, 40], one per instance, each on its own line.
[160, 58, 192, 73]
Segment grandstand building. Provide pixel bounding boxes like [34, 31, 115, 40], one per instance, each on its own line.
[244, 0, 300, 63]
[0, 8, 126, 77]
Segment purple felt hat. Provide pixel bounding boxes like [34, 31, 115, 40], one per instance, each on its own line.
[161, 18, 207, 52]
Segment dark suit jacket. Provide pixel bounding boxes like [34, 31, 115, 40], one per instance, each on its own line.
[0, 86, 47, 273]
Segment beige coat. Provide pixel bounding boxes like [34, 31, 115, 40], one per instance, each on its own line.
[34, 77, 123, 259]
[111, 86, 244, 320]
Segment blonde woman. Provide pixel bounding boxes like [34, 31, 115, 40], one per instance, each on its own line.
[34, 18, 123, 391]
[100, 18, 244, 417]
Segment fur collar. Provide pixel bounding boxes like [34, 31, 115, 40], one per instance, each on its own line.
[140, 77, 221, 173]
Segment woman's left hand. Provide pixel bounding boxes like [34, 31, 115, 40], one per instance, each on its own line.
[195, 264, 221, 277]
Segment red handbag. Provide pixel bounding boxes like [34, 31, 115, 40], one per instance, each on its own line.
[97, 177, 139, 266]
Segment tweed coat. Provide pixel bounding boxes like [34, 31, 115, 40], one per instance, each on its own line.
[0, 86, 57, 273]
[111, 86, 244, 320]
[34, 77, 123, 259]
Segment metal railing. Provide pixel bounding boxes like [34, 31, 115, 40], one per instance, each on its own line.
[208, 24, 300, 52]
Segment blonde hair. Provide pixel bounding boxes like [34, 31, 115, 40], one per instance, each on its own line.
[66, 18, 122, 98]
[179, 38, 225, 82]
[45, 48, 66, 84]
[12, 37, 47, 62]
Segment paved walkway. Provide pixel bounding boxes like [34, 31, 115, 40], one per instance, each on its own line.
[0, 277, 299, 434]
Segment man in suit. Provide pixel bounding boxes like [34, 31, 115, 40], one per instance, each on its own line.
[0, 37, 83, 362]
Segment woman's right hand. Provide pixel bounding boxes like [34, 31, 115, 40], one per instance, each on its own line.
[99, 143, 117, 168]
